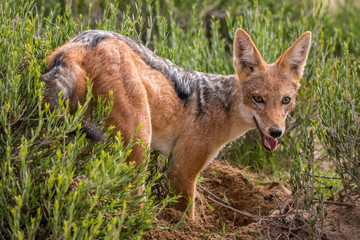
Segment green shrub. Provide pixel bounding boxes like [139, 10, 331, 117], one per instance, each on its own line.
[0, 1, 174, 239]
[317, 53, 360, 202]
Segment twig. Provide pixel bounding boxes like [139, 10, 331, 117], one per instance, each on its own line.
[198, 184, 228, 205]
[272, 192, 281, 213]
[206, 196, 265, 220]
[313, 175, 342, 180]
[200, 184, 292, 221]
[267, 224, 271, 240]
[291, 230, 302, 240]
[286, 111, 317, 133]
[268, 194, 292, 216]
[9, 107, 28, 126]
[258, 219, 267, 240]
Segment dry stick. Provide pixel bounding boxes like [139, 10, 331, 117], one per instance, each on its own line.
[9, 107, 28, 126]
[276, 233, 285, 240]
[267, 223, 271, 240]
[200, 184, 319, 239]
[336, 185, 351, 202]
[206, 195, 265, 220]
[272, 191, 282, 213]
[268, 193, 292, 216]
[313, 175, 342, 180]
[311, 174, 338, 200]
[291, 230, 302, 240]
[198, 184, 228, 205]
[260, 215, 300, 240]
[257, 219, 267, 240]
[287, 222, 303, 240]
[199, 184, 291, 220]
[286, 111, 317, 133]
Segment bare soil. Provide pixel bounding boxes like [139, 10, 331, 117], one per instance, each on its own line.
[144, 160, 360, 239]
[322, 203, 360, 240]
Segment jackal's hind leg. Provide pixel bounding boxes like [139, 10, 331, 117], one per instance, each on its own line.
[106, 102, 152, 197]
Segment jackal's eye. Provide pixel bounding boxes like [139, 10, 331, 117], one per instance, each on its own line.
[253, 95, 264, 103]
[282, 96, 291, 104]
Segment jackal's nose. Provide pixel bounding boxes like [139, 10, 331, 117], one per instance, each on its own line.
[269, 127, 282, 138]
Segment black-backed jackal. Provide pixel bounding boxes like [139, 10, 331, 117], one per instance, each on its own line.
[41, 29, 311, 219]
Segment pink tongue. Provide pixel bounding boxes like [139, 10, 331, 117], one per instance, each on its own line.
[263, 135, 278, 151]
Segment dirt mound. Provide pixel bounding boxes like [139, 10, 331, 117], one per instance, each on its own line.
[144, 161, 360, 239]
[145, 160, 290, 239]
[197, 161, 290, 230]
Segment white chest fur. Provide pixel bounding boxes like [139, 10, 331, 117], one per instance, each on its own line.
[151, 135, 175, 156]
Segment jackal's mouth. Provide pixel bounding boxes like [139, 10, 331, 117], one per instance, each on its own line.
[253, 117, 278, 152]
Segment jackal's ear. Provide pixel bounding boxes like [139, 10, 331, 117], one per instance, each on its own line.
[233, 28, 265, 78]
[276, 31, 311, 80]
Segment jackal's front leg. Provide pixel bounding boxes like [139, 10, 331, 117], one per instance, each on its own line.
[167, 144, 212, 220]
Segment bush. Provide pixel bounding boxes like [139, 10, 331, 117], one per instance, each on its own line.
[317, 54, 360, 203]
[0, 1, 174, 238]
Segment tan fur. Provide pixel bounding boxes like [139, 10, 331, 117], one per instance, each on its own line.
[44, 29, 311, 219]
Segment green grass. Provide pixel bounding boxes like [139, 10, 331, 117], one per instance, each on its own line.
[0, 0, 359, 238]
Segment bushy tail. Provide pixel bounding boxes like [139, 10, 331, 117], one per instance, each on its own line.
[78, 119, 105, 142]
[41, 49, 105, 142]
[56, 117, 105, 142]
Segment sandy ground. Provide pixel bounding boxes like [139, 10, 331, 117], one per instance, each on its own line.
[144, 160, 359, 239]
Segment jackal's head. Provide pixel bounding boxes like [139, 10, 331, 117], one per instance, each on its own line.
[233, 29, 311, 151]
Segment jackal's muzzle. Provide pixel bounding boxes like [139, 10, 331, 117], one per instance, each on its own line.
[253, 117, 278, 151]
